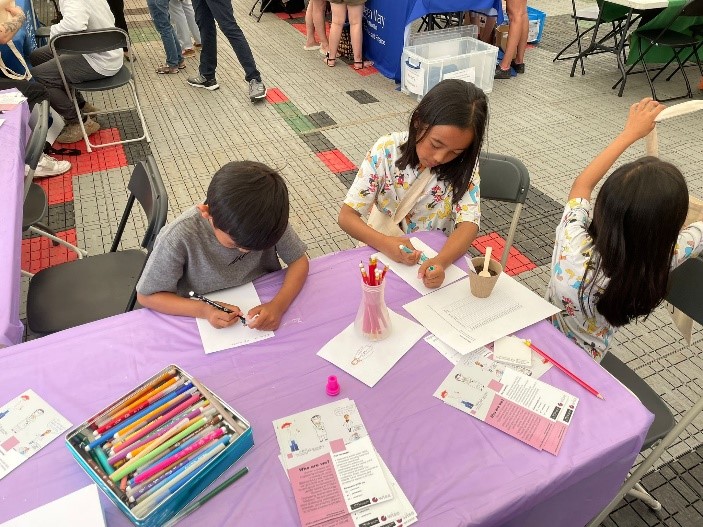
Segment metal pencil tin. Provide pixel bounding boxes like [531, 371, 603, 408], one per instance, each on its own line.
[65, 364, 254, 526]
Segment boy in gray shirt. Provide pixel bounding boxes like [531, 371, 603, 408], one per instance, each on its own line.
[136, 161, 309, 330]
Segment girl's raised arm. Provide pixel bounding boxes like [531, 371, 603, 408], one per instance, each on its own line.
[569, 98, 665, 201]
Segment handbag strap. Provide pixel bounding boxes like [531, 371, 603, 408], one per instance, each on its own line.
[0, 41, 33, 81]
[390, 167, 433, 224]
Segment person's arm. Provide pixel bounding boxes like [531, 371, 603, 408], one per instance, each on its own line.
[418, 221, 478, 288]
[0, 3, 25, 45]
[338, 204, 420, 265]
[569, 98, 665, 201]
[247, 254, 309, 331]
[50, 0, 89, 38]
[136, 292, 243, 328]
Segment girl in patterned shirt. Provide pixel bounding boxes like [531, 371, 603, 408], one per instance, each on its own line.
[338, 79, 488, 289]
[547, 98, 703, 361]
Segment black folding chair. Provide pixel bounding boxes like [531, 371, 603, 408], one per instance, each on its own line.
[625, 0, 703, 101]
[22, 100, 86, 279]
[50, 28, 150, 151]
[477, 152, 530, 269]
[26, 156, 169, 335]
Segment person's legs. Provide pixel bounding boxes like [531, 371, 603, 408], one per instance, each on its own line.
[29, 51, 105, 123]
[205, 0, 261, 83]
[193, 0, 218, 79]
[181, 0, 201, 45]
[169, 0, 193, 52]
[515, 10, 529, 65]
[347, 4, 370, 68]
[326, 2, 346, 66]
[106, 0, 129, 52]
[312, 0, 329, 54]
[498, 0, 527, 74]
[0, 79, 47, 111]
[147, 0, 183, 69]
[304, 0, 318, 48]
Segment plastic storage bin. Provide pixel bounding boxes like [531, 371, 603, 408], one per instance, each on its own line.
[527, 7, 546, 43]
[401, 36, 499, 99]
[406, 25, 478, 47]
[65, 365, 254, 527]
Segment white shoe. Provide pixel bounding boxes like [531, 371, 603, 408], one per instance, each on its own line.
[29, 154, 72, 178]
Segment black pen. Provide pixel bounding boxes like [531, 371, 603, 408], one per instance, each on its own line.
[189, 291, 246, 325]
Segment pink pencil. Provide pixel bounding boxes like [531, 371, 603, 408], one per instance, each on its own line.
[525, 340, 605, 400]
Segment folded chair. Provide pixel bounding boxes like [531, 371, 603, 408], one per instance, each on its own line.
[22, 100, 86, 279]
[477, 152, 530, 269]
[26, 156, 168, 335]
[50, 28, 150, 152]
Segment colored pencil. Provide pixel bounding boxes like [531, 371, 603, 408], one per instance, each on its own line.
[524, 340, 605, 400]
[189, 376, 243, 436]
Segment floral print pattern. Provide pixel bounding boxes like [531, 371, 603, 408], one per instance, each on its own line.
[343, 132, 480, 234]
[546, 198, 703, 362]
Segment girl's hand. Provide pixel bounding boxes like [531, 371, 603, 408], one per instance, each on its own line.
[205, 302, 242, 329]
[382, 236, 422, 265]
[247, 302, 283, 331]
[418, 259, 445, 288]
[622, 98, 666, 142]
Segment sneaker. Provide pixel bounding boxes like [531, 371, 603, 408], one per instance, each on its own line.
[29, 154, 72, 178]
[187, 74, 220, 91]
[56, 117, 100, 144]
[494, 65, 512, 79]
[249, 79, 267, 102]
[511, 60, 525, 74]
[182, 48, 197, 58]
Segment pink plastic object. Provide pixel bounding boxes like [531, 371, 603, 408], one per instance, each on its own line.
[326, 375, 340, 396]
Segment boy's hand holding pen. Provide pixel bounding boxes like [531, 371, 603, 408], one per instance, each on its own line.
[189, 292, 246, 329]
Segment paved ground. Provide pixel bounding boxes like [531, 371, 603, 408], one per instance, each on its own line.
[24, 0, 703, 524]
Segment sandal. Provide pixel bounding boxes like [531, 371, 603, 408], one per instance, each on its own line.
[156, 65, 179, 74]
[353, 60, 374, 70]
[325, 52, 336, 67]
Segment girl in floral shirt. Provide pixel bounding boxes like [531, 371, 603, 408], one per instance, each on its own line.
[547, 98, 703, 361]
[338, 79, 488, 289]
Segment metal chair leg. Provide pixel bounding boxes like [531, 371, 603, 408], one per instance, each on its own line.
[627, 481, 664, 515]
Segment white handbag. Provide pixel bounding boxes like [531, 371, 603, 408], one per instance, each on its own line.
[366, 167, 433, 237]
[0, 0, 33, 80]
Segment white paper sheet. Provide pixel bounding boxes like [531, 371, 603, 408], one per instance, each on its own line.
[194, 282, 274, 354]
[317, 310, 427, 387]
[0, 119, 5, 128]
[0, 390, 71, 481]
[372, 237, 466, 295]
[0, 484, 105, 527]
[405, 274, 560, 354]
[425, 334, 553, 379]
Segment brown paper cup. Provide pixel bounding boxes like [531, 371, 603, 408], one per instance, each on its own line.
[468, 257, 503, 298]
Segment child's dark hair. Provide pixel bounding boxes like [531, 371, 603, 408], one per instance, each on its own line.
[396, 79, 488, 204]
[579, 156, 688, 327]
[206, 161, 289, 251]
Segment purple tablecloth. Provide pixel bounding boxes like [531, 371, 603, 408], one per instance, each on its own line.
[0, 231, 653, 526]
[0, 89, 28, 348]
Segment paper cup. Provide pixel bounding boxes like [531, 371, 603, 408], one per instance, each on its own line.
[468, 257, 503, 298]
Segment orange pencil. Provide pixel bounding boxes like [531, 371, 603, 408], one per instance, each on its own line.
[524, 340, 605, 400]
[359, 261, 369, 284]
[379, 265, 388, 283]
[368, 257, 377, 286]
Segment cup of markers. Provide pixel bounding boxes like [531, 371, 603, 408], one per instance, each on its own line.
[355, 257, 392, 341]
[64, 365, 253, 527]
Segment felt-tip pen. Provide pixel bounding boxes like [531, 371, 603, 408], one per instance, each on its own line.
[189, 291, 246, 325]
[399, 244, 429, 263]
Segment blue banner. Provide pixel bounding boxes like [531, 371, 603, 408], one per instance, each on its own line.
[364, 0, 502, 82]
